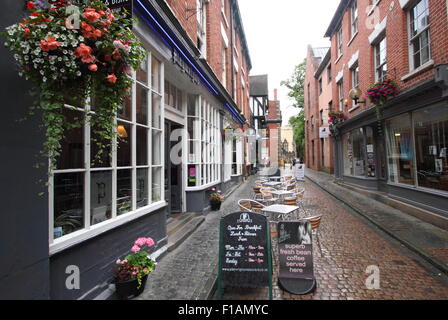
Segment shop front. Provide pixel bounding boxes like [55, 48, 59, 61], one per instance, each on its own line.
[335, 81, 448, 220]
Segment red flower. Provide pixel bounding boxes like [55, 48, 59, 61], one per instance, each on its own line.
[26, 1, 35, 10]
[75, 43, 95, 63]
[83, 8, 101, 23]
[40, 36, 61, 52]
[107, 74, 117, 83]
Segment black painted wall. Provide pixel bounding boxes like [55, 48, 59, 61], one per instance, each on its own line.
[50, 208, 167, 300]
[0, 1, 50, 299]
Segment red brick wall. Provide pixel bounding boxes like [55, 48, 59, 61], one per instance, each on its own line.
[163, 0, 251, 119]
[328, 0, 448, 120]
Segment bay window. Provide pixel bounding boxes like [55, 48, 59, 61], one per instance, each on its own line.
[51, 51, 164, 243]
[187, 94, 221, 187]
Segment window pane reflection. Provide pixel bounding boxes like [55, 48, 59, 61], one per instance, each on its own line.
[54, 172, 84, 239]
[57, 108, 84, 170]
[137, 84, 148, 125]
[152, 167, 162, 202]
[152, 93, 162, 129]
[117, 169, 132, 215]
[137, 168, 148, 208]
[117, 122, 132, 167]
[414, 104, 448, 192]
[118, 95, 132, 121]
[386, 114, 415, 185]
[137, 126, 148, 166]
[90, 171, 112, 225]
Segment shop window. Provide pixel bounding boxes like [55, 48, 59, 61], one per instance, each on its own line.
[51, 51, 164, 244]
[187, 95, 221, 187]
[385, 113, 415, 185]
[343, 132, 353, 175]
[366, 127, 376, 177]
[352, 128, 365, 177]
[413, 104, 448, 192]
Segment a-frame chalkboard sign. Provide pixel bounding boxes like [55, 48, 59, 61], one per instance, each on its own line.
[216, 211, 273, 300]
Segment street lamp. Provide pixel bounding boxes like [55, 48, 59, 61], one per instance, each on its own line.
[349, 87, 367, 105]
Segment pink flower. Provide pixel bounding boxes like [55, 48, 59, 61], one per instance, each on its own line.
[146, 238, 155, 247]
[75, 43, 95, 63]
[131, 245, 141, 253]
[134, 237, 147, 247]
[88, 64, 98, 72]
[83, 8, 101, 22]
[143, 268, 148, 273]
[106, 74, 117, 83]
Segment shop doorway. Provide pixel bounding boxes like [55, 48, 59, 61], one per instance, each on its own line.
[165, 120, 183, 217]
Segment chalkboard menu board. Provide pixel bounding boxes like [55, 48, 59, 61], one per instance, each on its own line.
[277, 221, 316, 294]
[218, 212, 272, 288]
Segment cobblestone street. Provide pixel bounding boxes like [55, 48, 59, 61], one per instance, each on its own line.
[137, 168, 448, 300]
[223, 171, 448, 300]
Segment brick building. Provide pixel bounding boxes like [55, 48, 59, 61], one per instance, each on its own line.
[0, 0, 254, 299]
[266, 89, 283, 167]
[304, 46, 335, 173]
[324, 0, 448, 224]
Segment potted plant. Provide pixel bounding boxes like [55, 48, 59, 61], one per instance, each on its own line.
[209, 188, 224, 211]
[114, 237, 156, 300]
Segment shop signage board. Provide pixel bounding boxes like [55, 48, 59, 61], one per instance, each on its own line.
[295, 163, 305, 181]
[217, 212, 273, 299]
[100, 0, 132, 20]
[277, 221, 316, 295]
[319, 127, 330, 139]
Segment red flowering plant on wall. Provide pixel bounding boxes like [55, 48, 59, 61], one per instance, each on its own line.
[3, 1, 146, 169]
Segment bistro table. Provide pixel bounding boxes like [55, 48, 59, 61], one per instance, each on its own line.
[263, 181, 283, 189]
[262, 204, 300, 221]
[270, 190, 295, 201]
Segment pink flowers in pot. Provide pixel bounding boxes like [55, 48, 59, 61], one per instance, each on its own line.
[210, 188, 224, 203]
[114, 237, 156, 289]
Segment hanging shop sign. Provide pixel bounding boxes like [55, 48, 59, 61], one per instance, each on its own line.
[277, 221, 316, 295]
[319, 127, 330, 139]
[217, 211, 273, 299]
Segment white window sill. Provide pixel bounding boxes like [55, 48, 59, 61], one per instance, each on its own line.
[185, 180, 221, 192]
[221, 9, 229, 29]
[347, 31, 358, 47]
[49, 201, 168, 255]
[335, 54, 343, 64]
[348, 104, 360, 113]
[368, 0, 382, 16]
[401, 59, 434, 81]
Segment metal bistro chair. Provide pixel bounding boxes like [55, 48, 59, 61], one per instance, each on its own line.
[238, 199, 266, 214]
[253, 186, 263, 201]
[282, 197, 300, 220]
[304, 215, 323, 247]
[260, 187, 280, 205]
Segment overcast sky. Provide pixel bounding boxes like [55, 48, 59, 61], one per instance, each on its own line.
[238, 0, 340, 125]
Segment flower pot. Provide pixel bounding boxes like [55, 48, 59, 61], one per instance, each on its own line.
[210, 201, 222, 211]
[115, 274, 148, 300]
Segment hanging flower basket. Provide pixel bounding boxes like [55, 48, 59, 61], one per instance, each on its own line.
[328, 111, 346, 137]
[366, 78, 399, 118]
[3, 0, 146, 169]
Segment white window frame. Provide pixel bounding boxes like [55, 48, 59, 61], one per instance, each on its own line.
[49, 51, 165, 254]
[375, 37, 387, 81]
[338, 79, 344, 111]
[186, 95, 221, 190]
[407, 0, 431, 71]
[337, 27, 343, 57]
[351, 0, 359, 38]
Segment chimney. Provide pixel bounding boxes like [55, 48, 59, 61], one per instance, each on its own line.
[274, 88, 278, 101]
